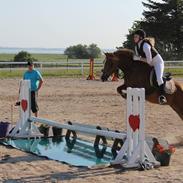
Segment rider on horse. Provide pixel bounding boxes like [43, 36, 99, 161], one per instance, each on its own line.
[133, 29, 167, 105]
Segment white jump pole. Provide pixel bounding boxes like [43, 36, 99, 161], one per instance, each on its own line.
[112, 87, 159, 167]
[30, 116, 126, 139]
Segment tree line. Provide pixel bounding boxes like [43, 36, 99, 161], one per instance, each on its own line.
[13, 44, 102, 63]
[122, 0, 183, 60]
[64, 44, 101, 59]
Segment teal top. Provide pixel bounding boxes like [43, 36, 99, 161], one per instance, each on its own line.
[23, 69, 43, 91]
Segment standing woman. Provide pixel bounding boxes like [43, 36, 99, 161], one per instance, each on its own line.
[133, 29, 167, 105]
[23, 60, 43, 117]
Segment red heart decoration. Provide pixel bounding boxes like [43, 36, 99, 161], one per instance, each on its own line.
[128, 115, 140, 132]
[21, 99, 28, 112]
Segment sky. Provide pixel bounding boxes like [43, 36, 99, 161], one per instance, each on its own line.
[0, 0, 147, 49]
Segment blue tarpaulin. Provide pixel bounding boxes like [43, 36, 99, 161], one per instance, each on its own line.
[2, 137, 113, 167]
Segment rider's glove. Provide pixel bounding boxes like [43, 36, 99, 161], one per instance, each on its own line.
[133, 55, 141, 61]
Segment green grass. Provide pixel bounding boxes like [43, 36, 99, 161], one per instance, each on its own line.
[0, 53, 105, 62]
[0, 53, 67, 62]
[165, 68, 183, 76]
[0, 68, 102, 78]
[32, 54, 67, 62]
[42, 69, 87, 77]
[0, 67, 182, 79]
[0, 54, 16, 61]
[0, 70, 25, 78]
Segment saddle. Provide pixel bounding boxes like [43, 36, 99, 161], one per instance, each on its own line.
[150, 69, 176, 94]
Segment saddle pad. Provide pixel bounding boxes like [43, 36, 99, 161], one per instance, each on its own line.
[164, 80, 177, 94]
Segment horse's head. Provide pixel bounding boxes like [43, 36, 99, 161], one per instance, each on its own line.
[101, 49, 134, 81]
[101, 52, 119, 82]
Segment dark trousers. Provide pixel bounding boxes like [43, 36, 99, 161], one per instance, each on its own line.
[31, 91, 39, 113]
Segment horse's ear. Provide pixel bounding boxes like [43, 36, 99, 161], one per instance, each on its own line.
[108, 53, 114, 57]
[104, 52, 114, 58]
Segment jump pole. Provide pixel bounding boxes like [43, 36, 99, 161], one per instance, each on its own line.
[86, 58, 95, 80]
[8, 80, 159, 167]
[112, 87, 159, 167]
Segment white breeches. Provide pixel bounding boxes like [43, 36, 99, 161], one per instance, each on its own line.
[151, 54, 164, 86]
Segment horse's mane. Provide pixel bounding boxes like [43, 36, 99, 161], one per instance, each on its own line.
[114, 48, 134, 58]
[114, 48, 151, 69]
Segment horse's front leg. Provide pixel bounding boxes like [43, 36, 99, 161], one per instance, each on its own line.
[117, 84, 127, 98]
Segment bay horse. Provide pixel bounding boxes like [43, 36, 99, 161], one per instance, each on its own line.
[101, 49, 183, 120]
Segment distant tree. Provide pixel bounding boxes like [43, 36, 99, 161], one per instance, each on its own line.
[122, 21, 141, 50]
[122, 0, 183, 60]
[64, 44, 101, 59]
[141, 0, 183, 59]
[87, 44, 101, 58]
[14, 51, 37, 62]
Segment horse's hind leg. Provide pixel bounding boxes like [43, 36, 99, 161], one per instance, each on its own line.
[117, 84, 127, 98]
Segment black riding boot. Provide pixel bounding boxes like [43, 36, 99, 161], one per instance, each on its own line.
[158, 84, 167, 105]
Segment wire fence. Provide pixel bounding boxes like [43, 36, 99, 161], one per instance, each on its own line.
[0, 60, 183, 75]
[0, 61, 102, 76]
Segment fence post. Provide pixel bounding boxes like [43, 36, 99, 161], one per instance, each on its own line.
[81, 62, 84, 76]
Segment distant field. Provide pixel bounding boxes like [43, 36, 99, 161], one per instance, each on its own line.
[0, 66, 102, 78]
[0, 53, 104, 62]
[0, 53, 67, 62]
[0, 68, 182, 78]
[0, 53, 182, 78]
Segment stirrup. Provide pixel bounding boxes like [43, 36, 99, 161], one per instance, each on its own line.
[158, 95, 167, 105]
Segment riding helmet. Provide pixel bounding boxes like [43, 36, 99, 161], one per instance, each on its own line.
[134, 29, 146, 39]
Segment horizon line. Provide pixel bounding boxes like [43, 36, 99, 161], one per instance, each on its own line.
[0, 46, 116, 50]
